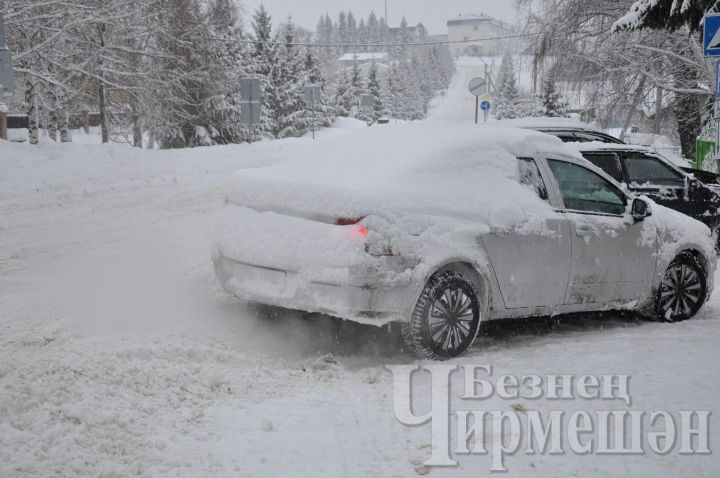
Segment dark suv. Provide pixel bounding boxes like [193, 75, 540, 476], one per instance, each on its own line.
[577, 145, 720, 239]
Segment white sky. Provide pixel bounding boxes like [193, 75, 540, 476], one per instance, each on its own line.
[239, 0, 518, 35]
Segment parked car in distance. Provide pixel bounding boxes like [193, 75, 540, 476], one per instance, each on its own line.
[494, 117, 625, 144]
[573, 144, 720, 243]
[213, 125, 716, 360]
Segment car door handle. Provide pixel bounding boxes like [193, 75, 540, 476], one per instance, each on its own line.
[576, 227, 593, 237]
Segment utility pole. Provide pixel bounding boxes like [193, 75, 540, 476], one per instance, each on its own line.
[385, 0, 388, 25]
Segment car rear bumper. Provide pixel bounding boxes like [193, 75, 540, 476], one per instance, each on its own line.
[213, 254, 418, 325]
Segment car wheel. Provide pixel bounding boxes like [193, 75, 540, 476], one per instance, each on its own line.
[402, 271, 482, 360]
[655, 253, 707, 322]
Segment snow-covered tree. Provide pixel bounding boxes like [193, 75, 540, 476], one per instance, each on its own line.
[494, 54, 519, 120]
[337, 12, 349, 52]
[201, 0, 251, 145]
[367, 63, 384, 121]
[333, 68, 357, 118]
[613, 0, 711, 32]
[538, 75, 567, 117]
[269, 19, 309, 138]
[249, 4, 277, 137]
[304, 48, 334, 128]
[384, 65, 403, 121]
[519, 0, 712, 158]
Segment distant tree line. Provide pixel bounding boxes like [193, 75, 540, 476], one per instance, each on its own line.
[2, 1, 453, 148]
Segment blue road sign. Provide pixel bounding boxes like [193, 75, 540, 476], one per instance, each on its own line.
[480, 101, 491, 112]
[704, 14, 720, 56]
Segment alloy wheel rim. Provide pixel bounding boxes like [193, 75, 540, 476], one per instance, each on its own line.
[659, 264, 702, 320]
[427, 286, 477, 355]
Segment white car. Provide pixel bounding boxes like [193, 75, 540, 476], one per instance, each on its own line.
[213, 124, 716, 359]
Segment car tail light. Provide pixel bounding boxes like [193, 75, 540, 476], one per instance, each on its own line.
[336, 217, 368, 237]
[337, 217, 393, 255]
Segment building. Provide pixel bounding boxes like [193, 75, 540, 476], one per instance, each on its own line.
[388, 22, 427, 41]
[337, 52, 388, 64]
[337, 52, 390, 78]
[447, 13, 515, 58]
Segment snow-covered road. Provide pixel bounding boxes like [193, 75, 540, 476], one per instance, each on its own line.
[2, 119, 720, 476]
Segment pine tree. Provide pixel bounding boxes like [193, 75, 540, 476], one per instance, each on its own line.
[250, 4, 277, 136]
[396, 17, 410, 57]
[201, 0, 250, 144]
[367, 63, 384, 121]
[304, 48, 335, 127]
[367, 11, 380, 45]
[269, 19, 308, 138]
[334, 69, 357, 117]
[337, 12, 348, 53]
[153, 0, 210, 148]
[385, 64, 406, 121]
[538, 76, 567, 117]
[357, 19, 368, 52]
[494, 54, 519, 120]
[347, 11, 357, 44]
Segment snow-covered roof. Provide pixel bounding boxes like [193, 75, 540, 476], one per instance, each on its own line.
[447, 13, 512, 29]
[454, 13, 490, 21]
[570, 142, 652, 153]
[338, 52, 388, 62]
[224, 124, 573, 228]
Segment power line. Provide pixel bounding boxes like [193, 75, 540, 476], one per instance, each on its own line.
[235, 31, 547, 48]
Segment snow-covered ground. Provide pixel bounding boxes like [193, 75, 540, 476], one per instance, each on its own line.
[2, 76, 720, 477]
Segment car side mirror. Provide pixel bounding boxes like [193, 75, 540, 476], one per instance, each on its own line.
[631, 197, 652, 221]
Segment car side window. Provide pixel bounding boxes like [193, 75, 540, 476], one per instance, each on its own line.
[517, 157, 549, 201]
[622, 153, 685, 187]
[582, 153, 624, 182]
[546, 159, 626, 215]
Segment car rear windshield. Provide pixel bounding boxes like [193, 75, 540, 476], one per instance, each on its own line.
[622, 153, 685, 187]
[540, 130, 623, 144]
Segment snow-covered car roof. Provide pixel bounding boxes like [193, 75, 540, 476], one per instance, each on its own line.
[491, 116, 597, 131]
[569, 142, 654, 153]
[225, 124, 576, 231]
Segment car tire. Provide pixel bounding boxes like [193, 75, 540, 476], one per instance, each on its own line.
[402, 271, 482, 360]
[654, 252, 707, 322]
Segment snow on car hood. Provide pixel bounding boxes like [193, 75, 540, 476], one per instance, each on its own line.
[224, 124, 570, 233]
[641, 200, 716, 263]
